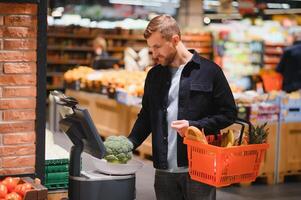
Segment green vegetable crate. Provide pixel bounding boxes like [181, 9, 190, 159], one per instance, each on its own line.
[45, 159, 69, 190]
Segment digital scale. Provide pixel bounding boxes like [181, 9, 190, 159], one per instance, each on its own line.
[51, 91, 142, 200]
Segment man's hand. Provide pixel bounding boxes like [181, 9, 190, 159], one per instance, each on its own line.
[171, 120, 189, 137]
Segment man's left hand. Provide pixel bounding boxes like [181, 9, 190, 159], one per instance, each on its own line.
[171, 120, 189, 137]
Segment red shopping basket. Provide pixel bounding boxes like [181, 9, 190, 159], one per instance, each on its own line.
[183, 120, 269, 187]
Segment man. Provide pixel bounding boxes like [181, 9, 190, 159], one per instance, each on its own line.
[128, 15, 237, 200]
[276, 30, 301, 92]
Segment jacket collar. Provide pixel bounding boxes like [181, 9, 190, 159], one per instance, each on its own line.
[156, 49, 201, 69]
[293, 40, 301, 45]
[189, 49, 201, 66]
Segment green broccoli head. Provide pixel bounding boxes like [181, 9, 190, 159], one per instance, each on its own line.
[103, 136, 134, 164]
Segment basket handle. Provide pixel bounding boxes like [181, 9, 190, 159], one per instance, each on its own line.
[233, 118, 251, 146]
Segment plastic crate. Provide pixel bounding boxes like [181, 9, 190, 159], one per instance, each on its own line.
[45, 159, 69, 166]
[46, 164, 69, 173]
[45, 159, 69, 190]
[183, 138, 269, 187]
[45, 172, 69, 190]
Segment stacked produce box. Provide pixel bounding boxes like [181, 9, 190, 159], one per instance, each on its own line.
[44, 159, 69, 190]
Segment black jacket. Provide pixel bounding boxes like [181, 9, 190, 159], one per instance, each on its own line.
[128, 51, 237, 169]
[276, 41, 301, 92]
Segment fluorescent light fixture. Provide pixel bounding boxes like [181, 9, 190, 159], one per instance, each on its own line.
[264, 8, 301, 15]
[232, 2, 239, 7]
[205, 13, 242, 20]
[109, 0, 180, 8]
[203, 0, 220, 6]
[267, 3, 283, 9]
[282, 3, 290, 9]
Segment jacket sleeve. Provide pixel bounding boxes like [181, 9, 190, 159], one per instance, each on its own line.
[128, 72, 152, 149]
[189, 67, 237, 134]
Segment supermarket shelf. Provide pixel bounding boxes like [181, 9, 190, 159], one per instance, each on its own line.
[48, 59, 91, 65]
[181, 34, 212, 42]
[105, 35, 145, 41]
[265, 42, 288, 47]
[47, 72, 64, 76]
[47, 85, 64, 90]
[107, 46, 145, 52]
[48, 46, 146, 53]
[48, 33, 94, 39]
[48, 46, 94, 52]
[265, 47, 283, 55]
[264, 64, 278, 70]
[48, 33, 146, 41]
[264, 56, 281, 64]
[194, 47, 213, 54]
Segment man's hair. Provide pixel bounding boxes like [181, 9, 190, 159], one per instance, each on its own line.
[93, 36, 107, 50]
[144, 15, 181, 41]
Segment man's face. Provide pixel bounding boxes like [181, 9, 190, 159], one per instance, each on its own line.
[147, 32, 177, 66]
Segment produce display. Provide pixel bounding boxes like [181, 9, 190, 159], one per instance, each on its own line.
[103, 136, 134, 164]
[64, 66, 147, 98]
[234, 90, 280, 123]
[63, 66, 95, 83]
[0, 177, 33, 200]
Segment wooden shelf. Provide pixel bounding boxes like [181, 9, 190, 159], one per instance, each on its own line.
[107, 46, 145, 52]
[265, 42, 288, 47]
[48, 33, 94, 39]
[47, 72, 64, 76]
[264, 64, 278, 70]
[48, 59, 91, 65]
[47, 46, 146, 53]
[47, 33, 146, 41]
[104, 35, 145, 41]
[181, 34, 212, 42]
[265, 47, 283, 55]
[48, 46, 94, 52]
[194, 47, 213, 54]
[264, 56, 281, 64]
[47, 85, 64, 90]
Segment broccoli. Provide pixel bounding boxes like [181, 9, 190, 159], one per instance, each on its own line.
[103, 136, 134, 164]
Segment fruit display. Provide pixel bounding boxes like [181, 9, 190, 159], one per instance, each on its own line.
[63, 66, 95, 83]
[64, 67, 147, 98]
[0, 177, 47, 200]
[0, 177, 35, 200]
[234, 90, 281, 123]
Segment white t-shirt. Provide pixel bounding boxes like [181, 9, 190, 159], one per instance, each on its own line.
[160, 63, 188, 173]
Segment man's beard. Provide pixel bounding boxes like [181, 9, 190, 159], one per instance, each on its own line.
[161, 50, 177, 66]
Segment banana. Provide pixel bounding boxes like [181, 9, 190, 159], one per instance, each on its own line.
[226, 141, 233, 147]
[227, 129, 235, 146]
[221, 130, 229, 147]
[221, 129, 235, 147]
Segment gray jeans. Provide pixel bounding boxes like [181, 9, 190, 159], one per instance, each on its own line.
[154, 170, 216, 200]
